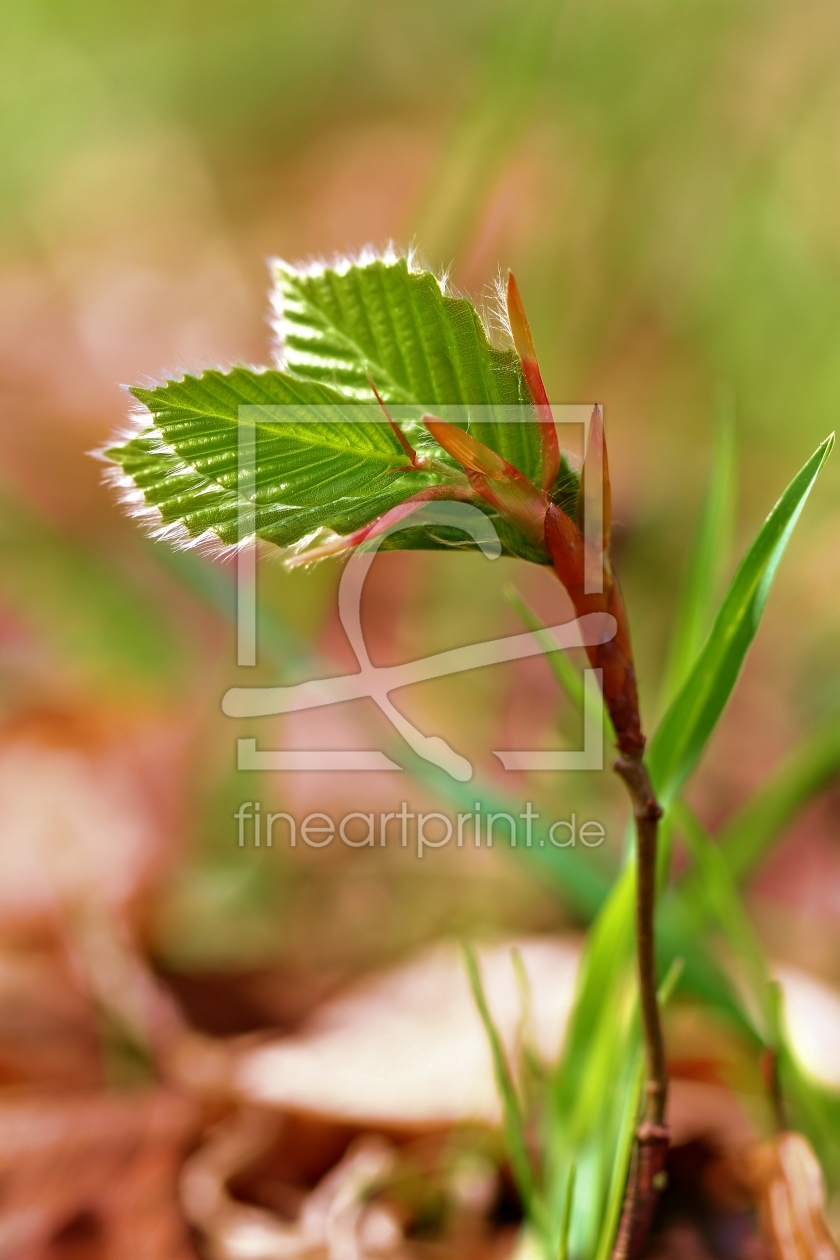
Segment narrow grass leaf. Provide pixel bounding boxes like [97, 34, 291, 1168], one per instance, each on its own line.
[557, 1160, 576, 1260]
[546, 875, 638, 1260]
[540, 441, 837, 1259]
[672, 805, 840, 1182]
[650, 434, 834, 804]
[671, 800, 772, 1036]
[462, 942, 539, 1221]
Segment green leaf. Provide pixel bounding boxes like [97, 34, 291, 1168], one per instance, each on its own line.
[542, 437, 833, 1260]
[659, 711, 840, 1007]
[105, 257, 556, 560]
[655, 908, 761, 1042]
[657, 708, 840, 1043]
[545, 919, 681, 1260]
[545, 873, 639, 1260]
[272, 252, 543, 481]
[649, 434, 834, 804]
[670, 802, 840, 1185]
[107, 368, 440, 551]
[462, 942, 540, 1223]
[590, 959, 683, 1260]
[670, 800, 773, 1037]
[556, 1159, 577, 1260]
[659, 411, 736, 712]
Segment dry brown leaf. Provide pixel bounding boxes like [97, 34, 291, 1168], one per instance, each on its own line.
[743, 1132, 840, 1260]
[0, 1089, 200, 1258]
[0, 711, 192, 1068]
[0, 945, 102, 1088]
[232, 937, 580, 1127]
[181, 1113, 400, 1260]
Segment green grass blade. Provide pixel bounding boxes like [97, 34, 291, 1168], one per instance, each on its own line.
[649, 434, 834, 804]
[663, 712, 840, 1003]
[671, 800, 772, 1036]
[659, 410, 736, 712]
[462, 943, 540, 1223]
[590, 959, 683, 1260]
[655, 907, 761, 1041]
[545, 875, 638, 1260]
[657, 709, 840, 1041]
[556, 1159, 576, 1260]
[591, 1055, 644, 1260]
[671, 803, 840, 1183]
[542, 437, 833, 1260]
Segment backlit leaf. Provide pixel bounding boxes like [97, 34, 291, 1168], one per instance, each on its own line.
[106, 368, 438, 552]
[272, 252, 543, 481]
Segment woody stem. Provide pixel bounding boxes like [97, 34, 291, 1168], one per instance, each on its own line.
[608, 752, 670, 1260]
[614, 751, 667, 1127]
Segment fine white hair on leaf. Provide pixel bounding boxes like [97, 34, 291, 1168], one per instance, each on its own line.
[94, 409, 238, 561]
[94, 361, 277, 538]
[91, 410, 178, 466]
[113, 364, 273, 399]
[98, 429, 291, 565]
[100, 459, 253, 565]
[269, 242, 451, 370]
[482, 270, 514, 350]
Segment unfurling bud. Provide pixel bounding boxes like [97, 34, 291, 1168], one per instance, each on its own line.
[506, 272, 560, 493]
[545, 504, 644, 757]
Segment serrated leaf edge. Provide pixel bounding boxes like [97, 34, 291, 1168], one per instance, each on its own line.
[93, 395, 251, 562]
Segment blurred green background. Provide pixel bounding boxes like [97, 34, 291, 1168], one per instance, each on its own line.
[1, 0, 838, 991]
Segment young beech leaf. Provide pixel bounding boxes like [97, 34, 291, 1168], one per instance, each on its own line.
[105, 369, 444, 552]
[272, 251, 543, 483]
[103, 255, 563, 561]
